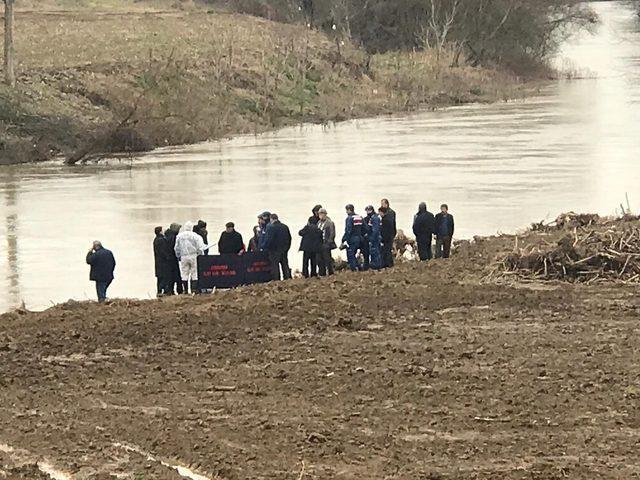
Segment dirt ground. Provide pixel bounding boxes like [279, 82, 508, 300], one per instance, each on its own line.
[0, 230, 639, 479]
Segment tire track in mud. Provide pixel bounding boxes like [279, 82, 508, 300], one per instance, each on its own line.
[0, 443, 72, 480]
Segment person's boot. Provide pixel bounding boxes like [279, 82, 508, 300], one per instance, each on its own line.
[182, 281, 189, 294]
[190, 280, 199, 295]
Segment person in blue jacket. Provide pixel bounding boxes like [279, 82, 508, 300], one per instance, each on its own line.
[364, 205, 382, 270]
[341, 204, 365, 271]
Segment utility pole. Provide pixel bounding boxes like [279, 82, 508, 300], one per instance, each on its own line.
[4, 0, 15, 86]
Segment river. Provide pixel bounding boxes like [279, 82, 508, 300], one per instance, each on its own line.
[0, 1, 639, 312]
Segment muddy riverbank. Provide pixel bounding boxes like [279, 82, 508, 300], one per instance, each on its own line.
[1, 221, 638, 479]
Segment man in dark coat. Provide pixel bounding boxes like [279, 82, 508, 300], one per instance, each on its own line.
[86, 240, 116, 303]
[153, 226, 170, 296]
[257, 211, 271, 251]
[365, 205, 382, 270]
[164, 223, 182, 294]
[248, 226, 260, 253]
[299, 216, 323, 278]
[379, 207, 395, 268]
[311, 204, 323, 225]
[361, 206, 372, 271]
[412, 202, 436, 261]
[218, 222, 244, 255]
[264, 213, 292, 280]
[381, 198, 397, 239]
[193, 220, 209, 255]
[435, 204, 455, 259]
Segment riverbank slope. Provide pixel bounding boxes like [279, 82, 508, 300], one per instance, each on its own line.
[1, 218, 638, 478]
[0, 1, 525, 165]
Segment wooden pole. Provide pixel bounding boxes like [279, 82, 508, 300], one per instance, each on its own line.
[4, 0, 15, 86]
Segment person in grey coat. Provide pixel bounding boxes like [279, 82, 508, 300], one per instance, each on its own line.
[316, 208, 337, 276]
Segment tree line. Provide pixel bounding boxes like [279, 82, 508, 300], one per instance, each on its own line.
[0, 0, 599, 87]
[213, 0, 597, 72]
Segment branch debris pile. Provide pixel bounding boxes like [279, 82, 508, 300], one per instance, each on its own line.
[498, 213, 640, 283]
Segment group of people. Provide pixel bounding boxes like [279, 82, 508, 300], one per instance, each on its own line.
[86, 199, 455, 302]
[153, 220, 248, 296]
[339, 200, 454, 272]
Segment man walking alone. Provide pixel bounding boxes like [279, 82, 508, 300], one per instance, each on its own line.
[86, 240, 116, 303]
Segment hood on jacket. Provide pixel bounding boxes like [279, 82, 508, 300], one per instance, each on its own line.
[418, 202, 427, 214]
[181, 221, 194, 233]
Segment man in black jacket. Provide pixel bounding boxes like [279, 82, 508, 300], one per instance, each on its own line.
[164, 223, 182, 295]
[299, 216, 323, 278]
[86, 241, 116, 302]
[435, 204, 455, 259]
[264, 213, 292, 280]
[218, 222, 244, 255]
[193, 220, 209, 255]
[153, 226, 170, 296]
[379, 207, 395, 268]
[381, 198, 397, 239]
[412, 202, 436, 261]
[311, 204, 323, 225]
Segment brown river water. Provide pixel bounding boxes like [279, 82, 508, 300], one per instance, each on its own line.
[1, 1, 639, 312]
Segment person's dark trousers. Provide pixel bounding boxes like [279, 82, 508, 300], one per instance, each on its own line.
[317, 248, 334, 276]
[382, 242, 394, 268]
[156, 277, 164, 295]
[346, 237, 361, 271]
[175, 268, 183, 294]
[95, 280, 112, 303]
[417, 237, 433, 261]
[181, 281, 189, 294]
[190, 280, 199, 295]
[302, 252, 318, 278]
[361, 240, 370, 271]
[435, 236, 452, 259]
[369, 242, 382, 270]
[269, 251, 291, 280]
[281, 254, 292, 280]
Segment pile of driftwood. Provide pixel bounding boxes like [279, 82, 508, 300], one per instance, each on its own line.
[530, 212, 601, 231]
[498, 214, 640, 283]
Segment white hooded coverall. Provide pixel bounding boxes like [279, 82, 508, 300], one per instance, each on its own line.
[174, 221, 205, 281]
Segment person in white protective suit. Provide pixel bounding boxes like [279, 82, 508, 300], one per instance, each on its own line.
[174, 221, 205, 294]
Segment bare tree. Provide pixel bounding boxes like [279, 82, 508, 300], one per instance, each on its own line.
[3, 0, 15, 86]
[420, 0, 461, 51]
